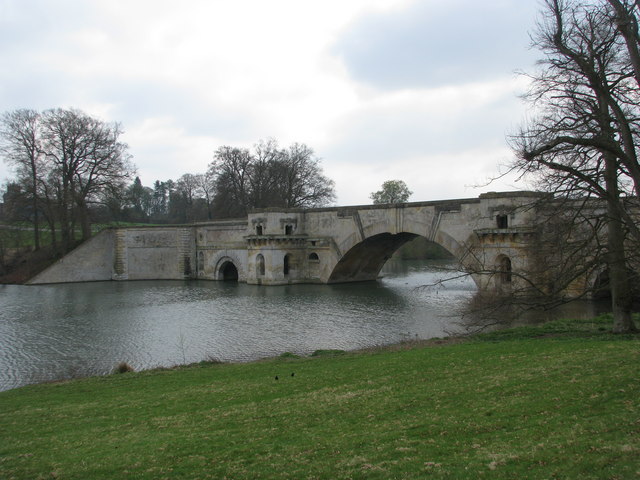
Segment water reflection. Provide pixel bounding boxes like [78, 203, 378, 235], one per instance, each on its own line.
[0, 259, 609, 391]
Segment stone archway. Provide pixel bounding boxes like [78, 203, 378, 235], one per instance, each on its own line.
[212, 256, 240, 282]
[328, 232, 466, 283]
[219, 261, 238, 281]
[326, 229, 485, 288]
[328, 233, 416, 283]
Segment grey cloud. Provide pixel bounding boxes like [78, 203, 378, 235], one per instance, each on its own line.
[0, 1, 99, 111]
[0, 0, 95, 56]
[323, 92, 518, 169]
[92, 81, 253, 138]
[1, 52, 252, 142]
[333, 0, 539, 90]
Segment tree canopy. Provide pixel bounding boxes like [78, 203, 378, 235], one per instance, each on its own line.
[1, 133, 336, 251]
[209, 139, 336, 218]
[370, 180, 412, 204]
[1, 108, 133, 252]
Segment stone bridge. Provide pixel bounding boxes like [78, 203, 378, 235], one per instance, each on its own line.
[29, 191, 546, 293]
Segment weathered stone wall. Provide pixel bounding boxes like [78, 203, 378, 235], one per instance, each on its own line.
[28, 230, 115, 284]
[29, 226, 197, 284]
[116, 227, 195, 281]
[195, 220, 248, 281]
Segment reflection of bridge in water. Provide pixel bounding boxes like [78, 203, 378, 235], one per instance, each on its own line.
[29, 191, 597, 296]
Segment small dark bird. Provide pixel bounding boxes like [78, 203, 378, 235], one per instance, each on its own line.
[274, 375, 279, 380]
[291, 373, 295, 377]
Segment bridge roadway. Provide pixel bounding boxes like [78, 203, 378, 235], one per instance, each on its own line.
[29, 191, 546, 293]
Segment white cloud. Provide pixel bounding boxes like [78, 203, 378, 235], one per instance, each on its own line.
[123, 116, 217, 179]
[0, 0, 539, 206]
[327, 145, 526, 206]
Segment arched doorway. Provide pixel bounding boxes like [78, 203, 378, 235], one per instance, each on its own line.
[308, 252, 320, 278]
[256, 254, 265, 277]
[283, 254, 291, 276]
[220, 261, 239, 281]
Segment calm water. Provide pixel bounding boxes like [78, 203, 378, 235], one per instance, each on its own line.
[0, 260, 606, 391]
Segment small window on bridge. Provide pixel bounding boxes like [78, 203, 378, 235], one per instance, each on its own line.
[499, 256, 512, 283]
[256, 225, 263, 235]
[284, 254, 291, 275]
[308, 252, 319, 262]
[197, 251, 204, 272]
[256, 254, 265, 276]
[496, 214, 509, 229]
[285, 225, 293, 235]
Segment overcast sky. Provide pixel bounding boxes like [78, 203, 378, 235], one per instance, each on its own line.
[0, 0, 541, 205]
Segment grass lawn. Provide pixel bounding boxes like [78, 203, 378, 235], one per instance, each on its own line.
[0, 315, 639, 479]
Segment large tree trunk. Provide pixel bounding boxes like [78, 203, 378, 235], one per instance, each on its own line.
[48, 221, 57, 252]
[59, 203, 71, 253]
[76, 197, 92, 241]
[604, 155, 637, 333]
[31, 170, 40, 250]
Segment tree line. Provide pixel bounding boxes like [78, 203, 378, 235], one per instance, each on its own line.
[1, 108, 132, 253]
[105, 140, 336, 223]
[0, 109, 336, 254]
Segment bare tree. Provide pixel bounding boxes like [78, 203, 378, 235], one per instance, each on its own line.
[209, 140, 335, 218]
[510, 0, 640, 332]
[173, 173, 201, 222]
[249, 138, 283, 208]
[196, 170, 216, 220]
[0, 109, 42, 249]
[39, 108, 133, 250]
[210, 146, 253, 218]
[277, 142, 336, 208]
[607, 0, 640, 86]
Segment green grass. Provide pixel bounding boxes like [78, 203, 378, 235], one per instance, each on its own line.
[1, 316, 639, 479]
[473, 313, 637, 341]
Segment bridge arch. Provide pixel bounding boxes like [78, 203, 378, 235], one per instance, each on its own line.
[213, 256, 240, 281]
[589, 265, 640, 300]
[327, 231, 476, 285]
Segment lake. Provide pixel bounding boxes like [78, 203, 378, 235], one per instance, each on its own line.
[0, 259, 607, 391]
